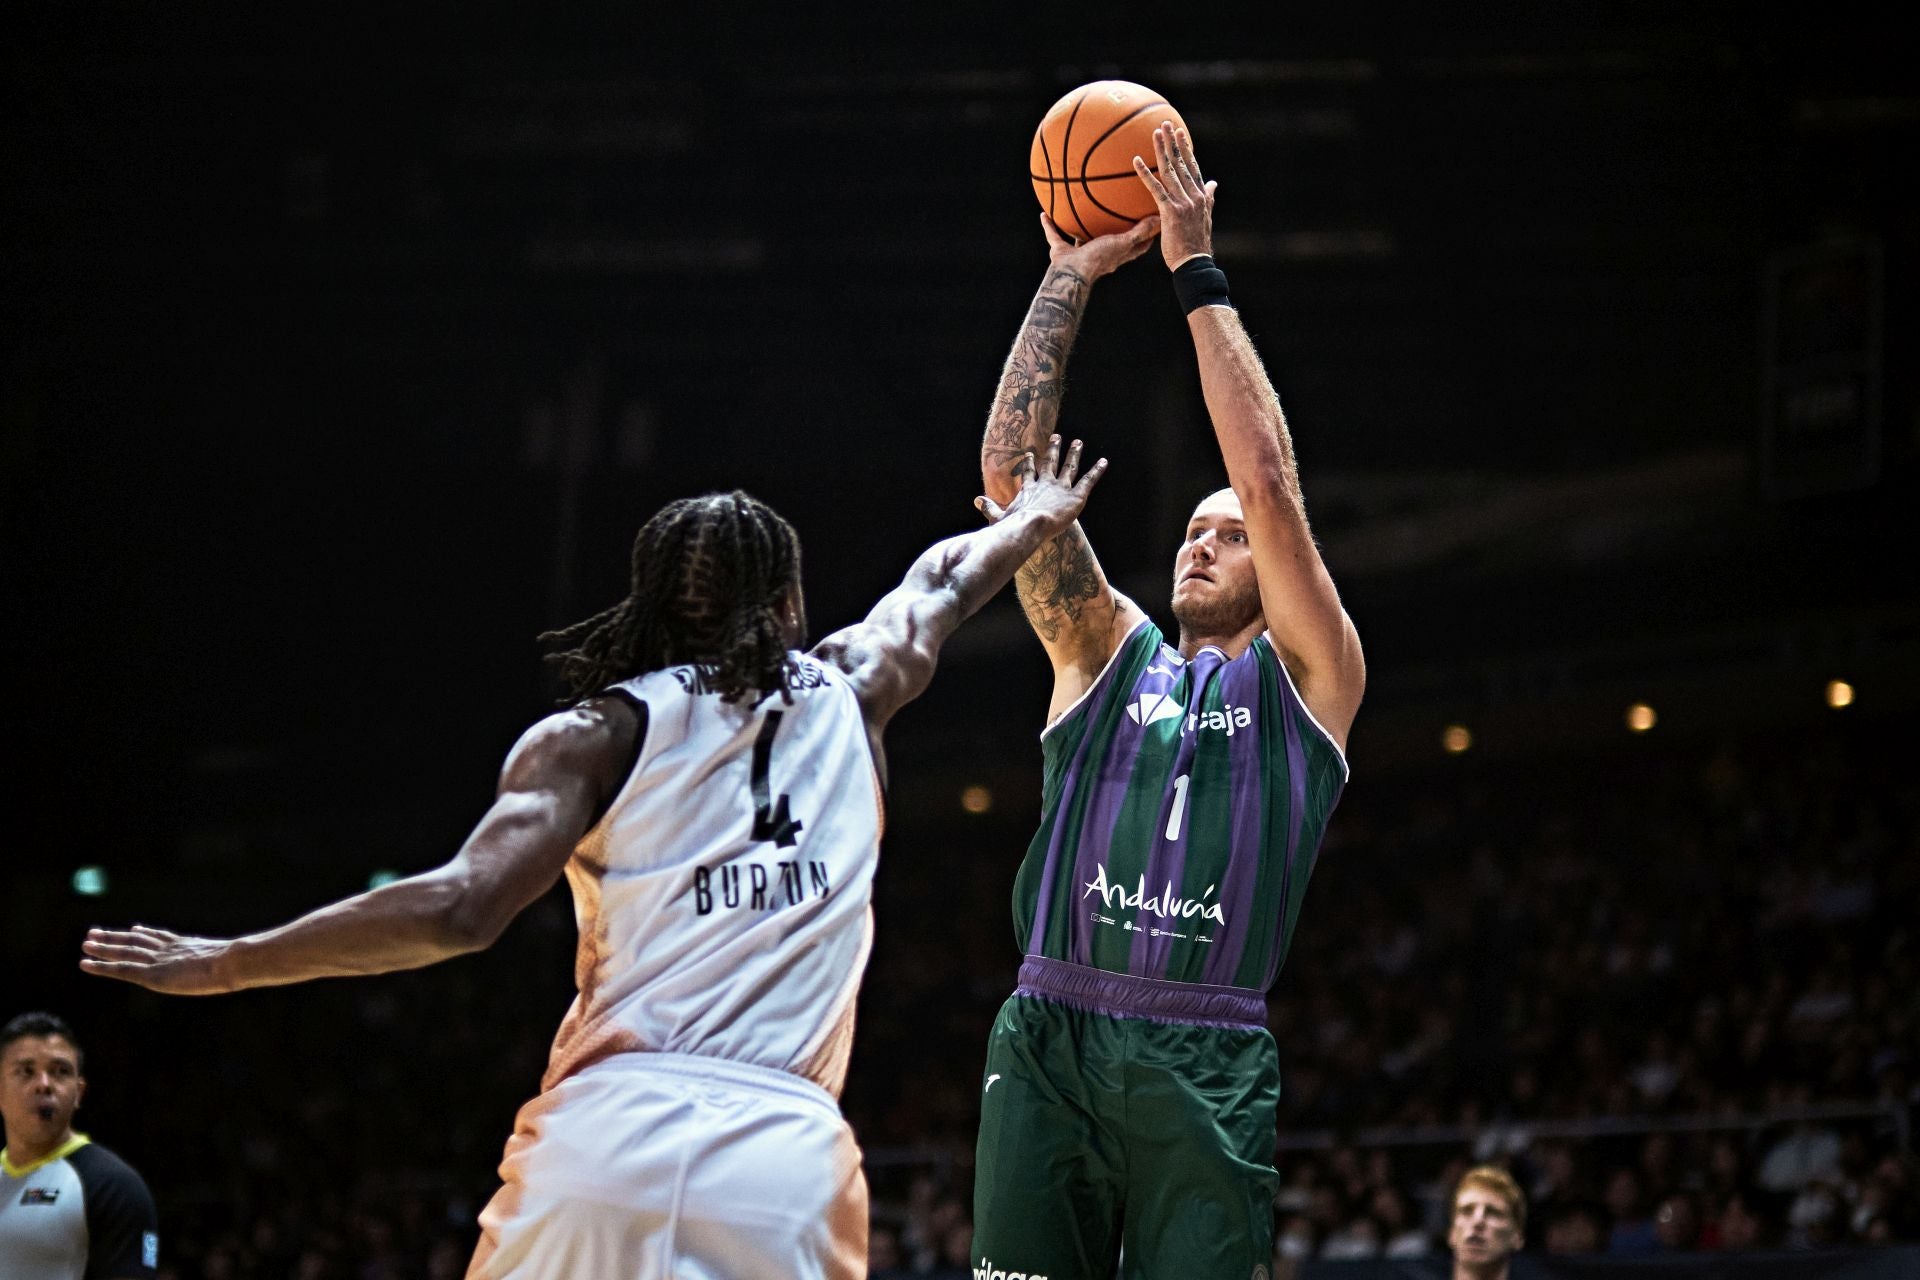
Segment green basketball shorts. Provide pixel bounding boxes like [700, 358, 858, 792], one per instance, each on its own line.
[970, 957, 1281, 1280]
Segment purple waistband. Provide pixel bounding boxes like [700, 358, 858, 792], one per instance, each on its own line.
[1015, 955, 1268, 1030]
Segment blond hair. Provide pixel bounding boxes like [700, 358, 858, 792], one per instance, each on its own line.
[1454, 1164, 1527, 1233]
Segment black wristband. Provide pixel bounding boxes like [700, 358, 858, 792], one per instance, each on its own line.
[1171, 254, 1232, 314]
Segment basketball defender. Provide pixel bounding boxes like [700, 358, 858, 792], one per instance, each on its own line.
[970, 124, 1365, 1277]
[81, 438, 1106, 1280]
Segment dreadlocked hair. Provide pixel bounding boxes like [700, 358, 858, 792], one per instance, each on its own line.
[539, 490, 804, 706]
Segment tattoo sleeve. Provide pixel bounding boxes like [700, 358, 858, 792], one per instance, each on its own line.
[982, 265, 1091, 481]
[982, 264, 1111, 659]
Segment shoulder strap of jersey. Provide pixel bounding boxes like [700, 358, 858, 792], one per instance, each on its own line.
[1041, 616, 1162, 743]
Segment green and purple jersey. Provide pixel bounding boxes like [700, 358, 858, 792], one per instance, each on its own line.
[1010, 618, 1347, 1023]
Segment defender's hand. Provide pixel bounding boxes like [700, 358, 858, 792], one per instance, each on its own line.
[975, 434, 1108, 538]
[81, 925, 236, 995]
[1134, 122, 1216, 269]
[1041, 212, 1160, 280]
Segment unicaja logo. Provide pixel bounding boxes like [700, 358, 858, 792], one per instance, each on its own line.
[1082, 864, 1227, 925]
[1126, 692, 1184, 726]
[973, 1259, 1047, 1280]
[1187, 703, 1253, 737]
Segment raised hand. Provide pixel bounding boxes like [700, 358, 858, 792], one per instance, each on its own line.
[1133, 122, 1216, 269]
[81, 924, 235, 995]
[976, 434, 1108, 538]
[1040, 211, 1160, 280]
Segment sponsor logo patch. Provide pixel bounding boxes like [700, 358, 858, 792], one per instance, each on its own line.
[1083, 863, 1227, 928]
[21, 1187, 59, 1205]
[1126, 692, 1185, 726]
[973, 1258, 1047, 1280]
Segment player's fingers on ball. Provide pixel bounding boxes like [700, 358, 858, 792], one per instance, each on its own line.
[1132, 155, 1167, 198]
[1040, 213, 1068, 248]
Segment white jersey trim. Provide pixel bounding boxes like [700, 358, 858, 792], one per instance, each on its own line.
[1259, 631, 1351, 784]
[1039, 615, 1155, 744]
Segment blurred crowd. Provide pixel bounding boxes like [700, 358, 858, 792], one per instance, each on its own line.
[36, 717, 1917, 1277]
[1247, 716, 1919, 1261]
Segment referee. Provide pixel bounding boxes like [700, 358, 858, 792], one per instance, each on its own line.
[0, 1012, 158, 1280]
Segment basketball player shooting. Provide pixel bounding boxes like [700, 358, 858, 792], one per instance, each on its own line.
[80, 437, 1106, 1280]
[969, 122, 1366, 1278]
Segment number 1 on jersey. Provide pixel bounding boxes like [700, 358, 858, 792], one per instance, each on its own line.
[750, 711, 804, 848]
[1165, 773, 1190, 841]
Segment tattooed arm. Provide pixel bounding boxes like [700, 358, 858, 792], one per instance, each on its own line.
[815, 436, 1107, 788]
[982, 214, 1157, 724]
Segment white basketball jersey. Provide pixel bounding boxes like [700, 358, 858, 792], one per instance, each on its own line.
[541, 653, 882, 1098]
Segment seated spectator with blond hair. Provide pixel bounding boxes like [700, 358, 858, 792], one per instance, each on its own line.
[1449, 1165, 1525, 1280]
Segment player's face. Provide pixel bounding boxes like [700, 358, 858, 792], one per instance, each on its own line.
[1170, 489, 1262, 635]
[0, 1035, 85, 1150]
[1449, 1186, 1521, 1266]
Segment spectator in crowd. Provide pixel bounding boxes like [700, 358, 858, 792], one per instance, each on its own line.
[1320, 1213, 1383, 1260]
[1371, 1185, 1433, 1257]
[1448, 1165, 1524, 1280]
[1709, 1190, 1770, 1251]
[1603, 1168, 1658, 1255]
[1653, 1191, 1702, 1251]
[1543, 1202, 1606, 1254]
[1759, 1094, 1847, 1192]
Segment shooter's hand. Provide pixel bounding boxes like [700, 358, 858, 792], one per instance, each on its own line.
[1041, 212, 1160, 280]
[1134, 122, 1216, 269]
[976, 433, 1108, 539]
[81, 925, 236, 995]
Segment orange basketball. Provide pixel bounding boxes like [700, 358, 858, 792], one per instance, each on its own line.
[1030, 80, 1187, 241]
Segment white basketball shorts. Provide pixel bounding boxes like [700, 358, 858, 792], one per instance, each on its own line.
[468, 1052, 868, 1280]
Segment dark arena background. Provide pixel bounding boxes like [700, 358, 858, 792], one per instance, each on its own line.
[5, 5, 1916, 1278]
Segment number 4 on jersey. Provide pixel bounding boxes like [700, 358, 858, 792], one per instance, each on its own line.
[750, 711, 804, 848]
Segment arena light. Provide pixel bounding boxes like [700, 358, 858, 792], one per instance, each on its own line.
[1625, 703, 1658, 733]
[1826, 679, 1855, 709]
[1441, 724, 1472, 754]
[71, 866, 108, 897]
[367, 870, 402, 890]
[960, 785, 994, 815]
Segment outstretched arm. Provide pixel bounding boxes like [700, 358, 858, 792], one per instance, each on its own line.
[817, 435, 1108, 766]
[982, 217, 1156, 718]
[80, 699, 637, 994]
[1137, 123, 1366, 749]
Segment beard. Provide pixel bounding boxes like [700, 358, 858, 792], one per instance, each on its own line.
[1170, 575, 1262, 636]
